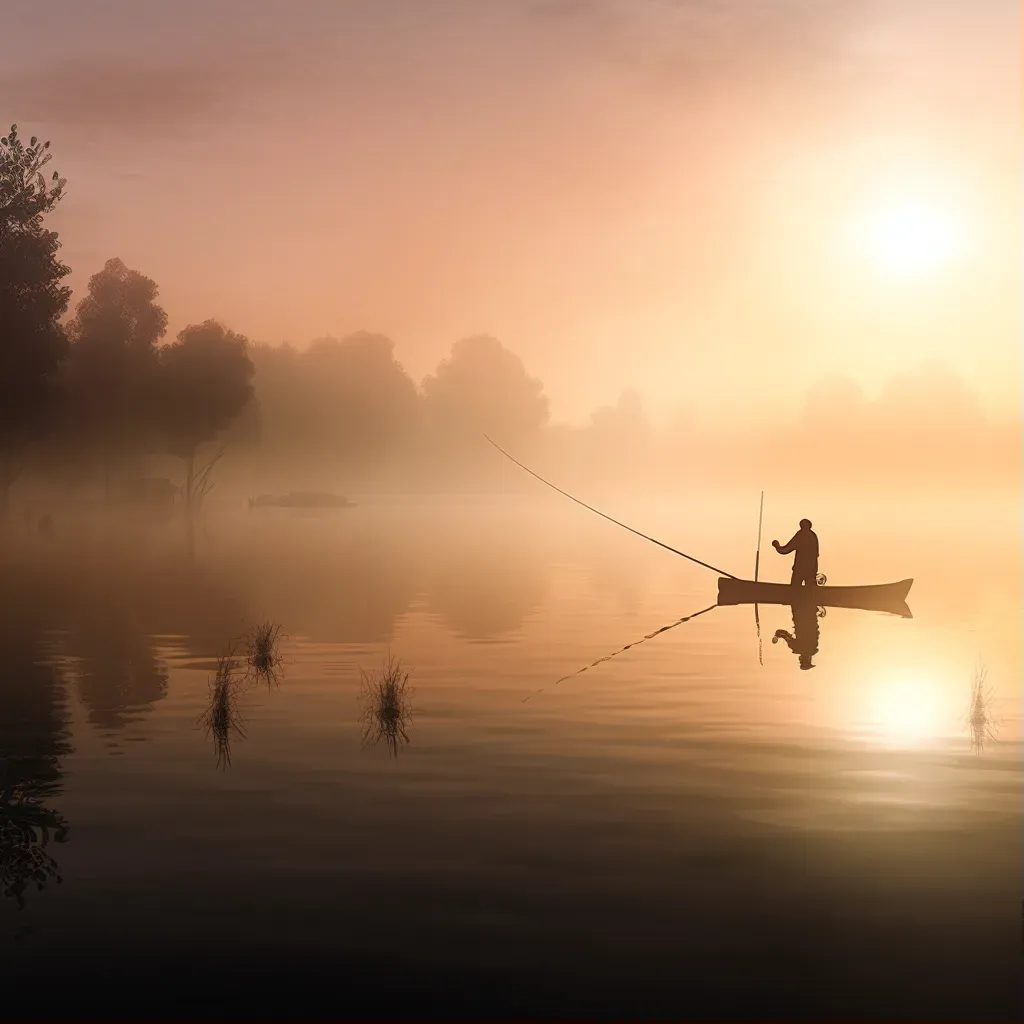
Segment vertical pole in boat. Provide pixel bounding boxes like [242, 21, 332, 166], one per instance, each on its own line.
[754, 490, 764, 582]
[754, 490, 764, 666]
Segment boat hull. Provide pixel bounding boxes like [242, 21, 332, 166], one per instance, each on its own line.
[717, 577, 913, 618]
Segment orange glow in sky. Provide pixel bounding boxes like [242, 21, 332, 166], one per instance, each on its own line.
[5, 0, 1018, 427]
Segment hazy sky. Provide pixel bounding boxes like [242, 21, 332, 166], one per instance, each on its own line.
[5, 0, 1018, 425]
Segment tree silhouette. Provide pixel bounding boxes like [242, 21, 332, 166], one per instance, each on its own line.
[242, 335, 420, 485]
[587, 388, 651, 459]
[422, 334, 549, 438]
[579, 388, 653, 487]
[246, 342, 305, 450]
[0, 125, 71, 515]
[64, 258, 168, 498]
[156, 319, 254, 508]
[304, 332, 420, 467]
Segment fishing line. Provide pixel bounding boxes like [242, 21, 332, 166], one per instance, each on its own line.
[522, 603, 718, 703]
[485, 435, 738, 579]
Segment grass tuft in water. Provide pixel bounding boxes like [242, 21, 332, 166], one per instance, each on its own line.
[966, 663, 1000, 754]
[198, 647, 247, 768]
[244, 620, 283, 685]
[359, 653, 414, 758]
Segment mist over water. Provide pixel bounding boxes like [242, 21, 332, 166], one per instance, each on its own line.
[1, 490, 1018, 1017]
[2, 0, 1019, 1013]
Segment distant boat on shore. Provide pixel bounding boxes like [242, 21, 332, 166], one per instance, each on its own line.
[248, 491, 356, 510]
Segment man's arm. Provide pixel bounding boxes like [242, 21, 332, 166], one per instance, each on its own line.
[775, 532, 799, 555]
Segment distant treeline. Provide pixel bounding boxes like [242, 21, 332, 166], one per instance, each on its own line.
[1, 125, 1015, 510]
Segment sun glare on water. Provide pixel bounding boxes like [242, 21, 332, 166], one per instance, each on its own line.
[865, 674, 944, 747]
[856, 198, 965, 278]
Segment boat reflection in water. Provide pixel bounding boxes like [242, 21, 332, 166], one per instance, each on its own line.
[717, 576, 914, 670]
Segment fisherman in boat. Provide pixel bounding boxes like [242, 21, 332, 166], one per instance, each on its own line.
[771, 519, 819, 587]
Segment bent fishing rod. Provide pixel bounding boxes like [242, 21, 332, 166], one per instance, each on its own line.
[484, 435, 738, 579]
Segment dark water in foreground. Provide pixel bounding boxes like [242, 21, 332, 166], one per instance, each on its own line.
[1, 497, 1020, 1018]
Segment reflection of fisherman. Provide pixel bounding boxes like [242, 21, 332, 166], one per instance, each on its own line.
[772, 519, 819, 587]
[772, 602, 820, 670]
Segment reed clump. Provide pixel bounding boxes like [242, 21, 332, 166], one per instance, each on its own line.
[967, 663, 999, 754]
[244, 620, 284, 685]
[198, 647, 247, 768]
[359, 653, 414, 757]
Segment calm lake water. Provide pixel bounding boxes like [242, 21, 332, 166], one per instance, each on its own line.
[1, 494, 1020, 1018]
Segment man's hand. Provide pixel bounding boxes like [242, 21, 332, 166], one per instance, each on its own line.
[771, 539, 780, 551]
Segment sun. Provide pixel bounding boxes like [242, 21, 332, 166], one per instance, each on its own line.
[856, 198, 964, 277]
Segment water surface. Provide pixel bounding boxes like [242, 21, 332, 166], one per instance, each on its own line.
[2, 496, 1019, 1018]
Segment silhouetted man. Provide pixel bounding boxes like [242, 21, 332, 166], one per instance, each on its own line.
[772, 519, 819, 587]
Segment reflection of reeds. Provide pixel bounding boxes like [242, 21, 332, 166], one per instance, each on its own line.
[359, 653, 414, 758]
[0, 783, 69, 911]
[244, 620, 283, 686]
[195, 623, 284, 769]
[967, 663, 999, 754]
[198, 648, 246, 768]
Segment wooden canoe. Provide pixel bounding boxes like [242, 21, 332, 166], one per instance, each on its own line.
[717, 577, 913, 618]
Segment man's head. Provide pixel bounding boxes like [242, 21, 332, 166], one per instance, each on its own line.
[799, 518, 812, 530]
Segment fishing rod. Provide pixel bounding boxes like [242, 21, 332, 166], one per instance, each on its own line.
[485, 435, 738, 579]
[522, 602, 718, 703]
[754, 490, 764, 584]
